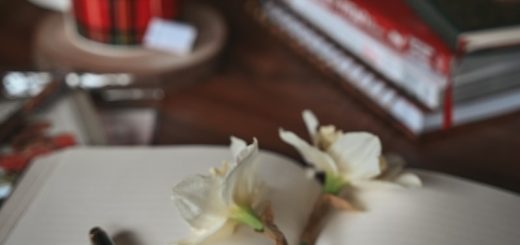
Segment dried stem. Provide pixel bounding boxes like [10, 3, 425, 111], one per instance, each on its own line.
[259, 202, 288, 245]
[300, 193, 356, 245]
[324, 194, 356, 211]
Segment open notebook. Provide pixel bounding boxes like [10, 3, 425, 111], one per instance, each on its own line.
[0, 147, 519, 244]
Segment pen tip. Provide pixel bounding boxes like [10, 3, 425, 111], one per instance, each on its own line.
[90, 226, 103, 235]
[90, 226, 114, 245]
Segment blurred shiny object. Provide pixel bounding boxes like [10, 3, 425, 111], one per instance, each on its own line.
[2, 72, 52, 98]
[65, 73, 133, 89]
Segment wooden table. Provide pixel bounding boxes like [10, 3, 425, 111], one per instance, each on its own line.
[1, 0, 519, 193]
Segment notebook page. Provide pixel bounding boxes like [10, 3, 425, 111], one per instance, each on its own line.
[0, 152, 64, 242]
[1, 147, 320, 245]
[317, 170, 520, 245]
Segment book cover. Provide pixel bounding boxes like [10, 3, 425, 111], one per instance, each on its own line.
[407, 0, 520, 52]
[317, 0, 454, 76]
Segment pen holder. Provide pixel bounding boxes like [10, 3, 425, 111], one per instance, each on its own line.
[71, 0, 181, 45]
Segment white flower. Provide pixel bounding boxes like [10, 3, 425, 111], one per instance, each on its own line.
[172, 137, 266, 245]
[279, 110, 421, 195]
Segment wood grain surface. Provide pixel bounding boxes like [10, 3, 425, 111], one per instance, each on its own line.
[1, 0, 519, 192]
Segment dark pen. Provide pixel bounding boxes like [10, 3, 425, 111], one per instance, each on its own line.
[90, 227, 115, 245]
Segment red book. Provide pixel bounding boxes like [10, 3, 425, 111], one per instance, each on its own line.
[320, 0, 454, 75]
[284, 0, 455, 111]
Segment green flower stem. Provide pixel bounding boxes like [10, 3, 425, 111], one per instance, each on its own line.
[230, 206, 264, 232]
[323, 173, 345, 195]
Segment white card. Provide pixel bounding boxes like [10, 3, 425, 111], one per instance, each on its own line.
[143, 18, 197, 55]
[28, 0, 70, 12]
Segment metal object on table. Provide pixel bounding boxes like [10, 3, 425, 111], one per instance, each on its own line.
[89, 227, 114, 245]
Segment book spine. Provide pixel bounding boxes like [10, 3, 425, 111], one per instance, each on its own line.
[405, 0, 460, 51]
[322, 0, 454, 75]
[284, 0, 448, 110]
[260, 0, 428, 134]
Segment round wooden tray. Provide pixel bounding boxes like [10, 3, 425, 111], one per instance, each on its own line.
[33, 3, 227, 77]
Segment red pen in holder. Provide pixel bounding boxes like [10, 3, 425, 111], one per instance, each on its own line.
[71, 0, 181, 45]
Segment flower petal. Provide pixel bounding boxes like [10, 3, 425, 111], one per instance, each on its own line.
[279, 129, 338, 174]
[378, 155, 422, 187]
[172, 175, 228, 230]
[222, 139, 263, 208]
[302, 110, 319, 143]
[210, 161, 231, 178]
[176, 220, 236, 245]
[378, 154, 405, 180]
[317, 125, 343, 150]
[230, 136, 247, 161]
[328, 132, 382, 181]
[393, 172, 422, 187]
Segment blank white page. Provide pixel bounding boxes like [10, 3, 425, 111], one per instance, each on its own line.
[0, 147, 320, 245]
[318, 170, 520, 245]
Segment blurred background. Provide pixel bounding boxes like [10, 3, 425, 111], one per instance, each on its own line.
[1, 0, 520, 201]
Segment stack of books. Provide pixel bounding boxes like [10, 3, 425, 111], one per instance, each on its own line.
[249, 0, 520, 136]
